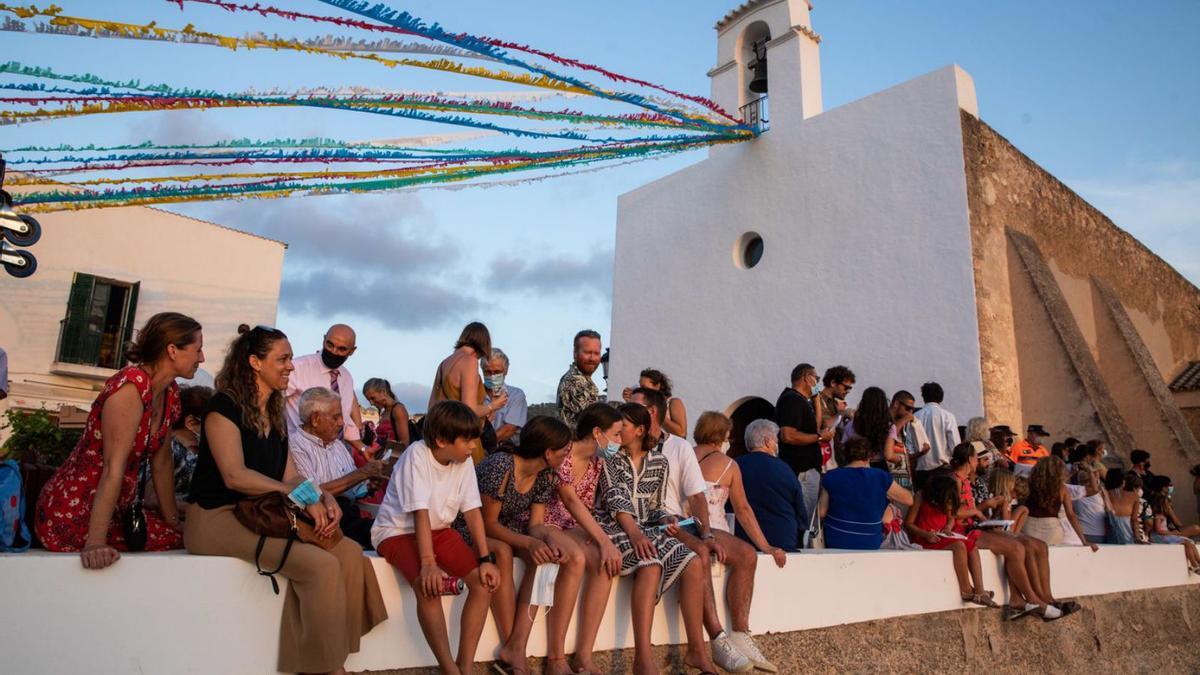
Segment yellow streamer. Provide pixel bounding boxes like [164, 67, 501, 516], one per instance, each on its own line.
[0, 4, 593, 95]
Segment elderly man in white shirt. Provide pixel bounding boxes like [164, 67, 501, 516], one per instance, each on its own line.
[913, 381, 961, 491]
[628, 387, 771, 674]
[290, 387, 387, 549]
[285, 324, 366, 452]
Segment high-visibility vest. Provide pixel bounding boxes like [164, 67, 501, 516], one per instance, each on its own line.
[1009, 439, 1048, 465]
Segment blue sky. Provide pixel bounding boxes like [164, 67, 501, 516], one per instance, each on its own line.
[3, 1, 1197, 411]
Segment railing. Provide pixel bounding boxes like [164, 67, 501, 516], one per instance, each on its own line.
[740, 95, 769, 134]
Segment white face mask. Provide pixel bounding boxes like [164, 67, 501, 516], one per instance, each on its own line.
[529, 562, 560, 607]
[719, 440, 731, 454]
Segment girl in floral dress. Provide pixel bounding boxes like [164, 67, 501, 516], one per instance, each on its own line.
[596, 404, 715, 675]
[543, 402, 625, 675]
[35, 313, 204, 568]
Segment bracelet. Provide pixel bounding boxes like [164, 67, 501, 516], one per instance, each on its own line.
[701, 531, 715, 541]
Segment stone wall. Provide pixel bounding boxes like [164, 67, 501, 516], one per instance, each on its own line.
[962, 112, 1200, 522]
[368, 584, 1200, 674]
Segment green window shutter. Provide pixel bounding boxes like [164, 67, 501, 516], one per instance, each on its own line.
[117, 281, 140, 367]
[58, 272, 96, 364]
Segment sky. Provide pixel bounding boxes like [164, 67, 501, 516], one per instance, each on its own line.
[2, 1, 1198, 412]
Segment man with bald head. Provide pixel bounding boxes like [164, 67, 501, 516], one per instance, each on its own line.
[285, 324, 366, 451]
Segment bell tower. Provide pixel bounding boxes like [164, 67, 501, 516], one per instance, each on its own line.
[708, 0, 823, 129]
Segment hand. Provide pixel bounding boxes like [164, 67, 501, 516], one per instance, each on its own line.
[599, 540, 623, 577]
[920, 443, 931, 455]
[661, 515, 681, 537]
[80, 542, 120, 570]
[705, 537, 727, 564]
[528, 537, 559, 565]
[769, 547, 787, 568]
[361, 459, 388, 480]
[419, 562, 449, 598]
[923, 532, 941, 544]
[621, 387, 633, 402]
[320, 493, 341, 537]
[835, 399, 847, 413]
[478, 561, 500, 592]
[489, 391, 509, 413]
[632, 533, 658, 561]
[819, 429, 834, 443]
[1089, 543, 1099, 553]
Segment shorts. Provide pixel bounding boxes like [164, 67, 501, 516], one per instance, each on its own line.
[376, 528, 478, 584]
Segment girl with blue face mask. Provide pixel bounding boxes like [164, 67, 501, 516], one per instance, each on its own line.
[540, 403, 626, 675]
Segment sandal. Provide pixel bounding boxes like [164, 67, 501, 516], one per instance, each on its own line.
[1054, 600, 1081, 616]
[1002, 604, 1034, 621]
[544, 656, 582, 675]
[492, 662, 514, 675]
[962, 592, 999, 608]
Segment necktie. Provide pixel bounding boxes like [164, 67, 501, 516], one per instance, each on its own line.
[330, 369, 345, 440]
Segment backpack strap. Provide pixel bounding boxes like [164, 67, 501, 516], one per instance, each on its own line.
[253, 533, 295, 595]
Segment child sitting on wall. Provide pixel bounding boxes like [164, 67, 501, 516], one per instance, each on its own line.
[371, 400, 502, 675]
[904, 474, 997, 608]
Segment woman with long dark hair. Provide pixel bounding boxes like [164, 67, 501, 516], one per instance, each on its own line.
[36, 312, 204, 568]
[840, 386, 907, 486]
[430, 321, 507, 462]
[185, 325, 386, 675]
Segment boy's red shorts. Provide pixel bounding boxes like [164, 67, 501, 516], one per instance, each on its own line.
[377, 528, 478, 583]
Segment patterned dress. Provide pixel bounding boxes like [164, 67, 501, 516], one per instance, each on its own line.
[35, 366, 183, 552]
[544, 451, 604, 530]
[596, 447, 696, 599]
[455, 452, 557, 543]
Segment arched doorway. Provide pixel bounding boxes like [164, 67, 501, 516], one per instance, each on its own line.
[725, 395, 775, 458]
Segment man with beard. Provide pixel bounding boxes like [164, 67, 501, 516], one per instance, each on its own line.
[285, 323, 366, 452]
[556, 329, 602, 428]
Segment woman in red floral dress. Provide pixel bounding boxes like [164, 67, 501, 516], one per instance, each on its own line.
[36, 312, 205, 569]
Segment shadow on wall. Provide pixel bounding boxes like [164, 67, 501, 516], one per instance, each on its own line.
[726, 395, 775, 458]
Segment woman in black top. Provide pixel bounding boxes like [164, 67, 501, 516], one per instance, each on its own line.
[184, 325, 386, 674]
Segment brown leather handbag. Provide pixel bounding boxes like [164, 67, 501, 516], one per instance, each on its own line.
[234, 492, 343, 593]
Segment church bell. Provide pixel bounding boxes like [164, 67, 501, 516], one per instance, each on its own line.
[748, 38, 768, 93]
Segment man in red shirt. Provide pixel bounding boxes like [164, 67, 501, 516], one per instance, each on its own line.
[1009, 424, 1050, 466]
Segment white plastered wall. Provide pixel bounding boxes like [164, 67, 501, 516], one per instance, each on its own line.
[611, 65, 984, 421]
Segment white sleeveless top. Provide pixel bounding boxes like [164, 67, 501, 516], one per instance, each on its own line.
[702, 456, 735, 533]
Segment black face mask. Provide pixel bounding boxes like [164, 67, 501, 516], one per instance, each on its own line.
[321, 348, 349, 369]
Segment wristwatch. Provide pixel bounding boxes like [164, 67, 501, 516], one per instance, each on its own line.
[478, 552, 496, 565]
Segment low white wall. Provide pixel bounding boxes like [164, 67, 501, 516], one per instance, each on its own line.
[1, 545, 1195, 674]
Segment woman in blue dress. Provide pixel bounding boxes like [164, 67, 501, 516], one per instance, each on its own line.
[819, 437, 913, 549]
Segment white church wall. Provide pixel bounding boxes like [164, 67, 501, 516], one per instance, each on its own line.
[611, 65, 985, 422]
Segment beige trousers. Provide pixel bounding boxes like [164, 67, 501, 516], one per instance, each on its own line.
[184, 504, 387, 673]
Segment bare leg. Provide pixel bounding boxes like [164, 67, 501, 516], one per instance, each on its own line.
[979, 532, 1044, 607]
[1020, 534, 1056, 603]
[678, 558, 719, 673]
[499, 551, 538, 674]
[967, 547, 986, 597]
[488, 538, 515, 646]
[715, 531, 757, 633]
[567, 529, 614, 675]
[544, 529, 586, 675]
[949, 541, 972, 596]
[672, 528, 722, 638]
[457, 567, 494, 675]
[631, 565, 662, 675]
[413, 589, 460, 674]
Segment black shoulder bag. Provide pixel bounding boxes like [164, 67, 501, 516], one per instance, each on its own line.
[120, 453, 151, 551]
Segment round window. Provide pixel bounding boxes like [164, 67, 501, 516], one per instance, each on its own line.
[734, 231, 764, 269]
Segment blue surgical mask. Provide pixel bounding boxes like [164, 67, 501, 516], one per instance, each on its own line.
[483, 373, 505, 392]
[1168, 486, 1175, 497]
[599, 436, 621, 459]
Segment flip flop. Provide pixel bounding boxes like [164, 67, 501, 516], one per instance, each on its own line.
[491, 661, 514, 675]
[962, 592, 999, 607]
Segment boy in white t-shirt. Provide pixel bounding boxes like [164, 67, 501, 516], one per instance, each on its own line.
[372, 400, 500, 674]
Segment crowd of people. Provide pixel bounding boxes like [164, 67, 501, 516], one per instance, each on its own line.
[25, 312, 1200, 675]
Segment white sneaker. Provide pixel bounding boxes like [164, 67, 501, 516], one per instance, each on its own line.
[711, 631, 753, 673]
[730, 631, 777, 673]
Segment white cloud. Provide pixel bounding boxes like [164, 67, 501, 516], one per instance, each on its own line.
[1068, 165, 1200, 286]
